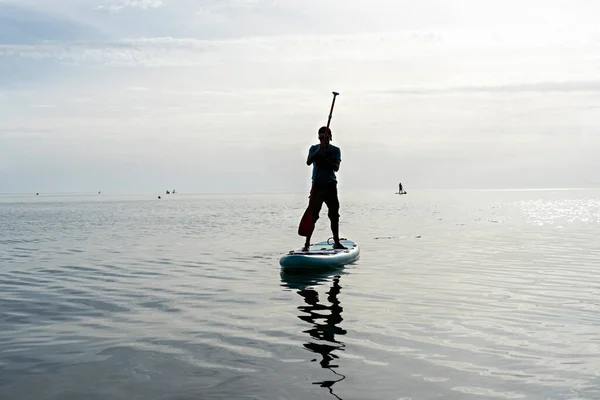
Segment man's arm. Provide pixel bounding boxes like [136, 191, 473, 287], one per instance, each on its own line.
[315, 147, 341, 171]
[325, 147, 341, 172]
[306, 145, 323, 166]
[317, 157, 340, 172]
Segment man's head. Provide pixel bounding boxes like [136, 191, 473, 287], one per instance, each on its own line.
[318, 126, 332, 144]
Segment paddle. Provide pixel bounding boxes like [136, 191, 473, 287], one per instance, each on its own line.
[298, 91, 340, 237]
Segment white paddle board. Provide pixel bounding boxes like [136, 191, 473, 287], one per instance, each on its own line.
[279, 238, 360, 270]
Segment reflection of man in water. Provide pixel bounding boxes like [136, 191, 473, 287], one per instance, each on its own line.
[297, 276, 346, 397]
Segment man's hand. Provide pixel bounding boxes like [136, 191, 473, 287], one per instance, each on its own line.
[307, 145, 325, 165]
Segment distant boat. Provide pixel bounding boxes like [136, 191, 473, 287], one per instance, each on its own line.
[397, 182, 406, 195]
[397, 182, 407, 195]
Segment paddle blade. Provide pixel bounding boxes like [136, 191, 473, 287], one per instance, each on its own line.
[298, 207, 313, 237]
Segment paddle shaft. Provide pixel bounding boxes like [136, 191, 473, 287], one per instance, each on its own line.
[326, 91, 340, 129]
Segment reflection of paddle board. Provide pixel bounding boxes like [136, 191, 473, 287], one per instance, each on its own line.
[279, 239, 360, 270]
[280, 266, 346, 290]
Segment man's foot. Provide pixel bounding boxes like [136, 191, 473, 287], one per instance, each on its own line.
[302, 244, 310, 251]
[333, 242, 347, 250]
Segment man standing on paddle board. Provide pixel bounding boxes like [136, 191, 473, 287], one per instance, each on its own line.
[302, 126, 347, 251]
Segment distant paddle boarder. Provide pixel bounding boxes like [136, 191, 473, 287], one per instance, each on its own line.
[399, 182, 403, 193]
[300, 126, 347, 251]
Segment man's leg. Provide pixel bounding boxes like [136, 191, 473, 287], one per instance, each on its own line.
[304, 188, 324, 250]
[325, 183, 347, 249]
[303, 232, 312, 251]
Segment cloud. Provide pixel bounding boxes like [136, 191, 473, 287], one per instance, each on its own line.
[0, 32, 443, 66]
[382, 81, 600, 96]
[0, 3, 104, 44]
[0, 24, 597, 70]
[94, 0, 164, 13]
[0, 127, 53, 139]
[5, 0, 600, 44]
[196, 0, 266, 13]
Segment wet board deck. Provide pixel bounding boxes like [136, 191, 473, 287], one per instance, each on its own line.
[279, 239, 360, 270]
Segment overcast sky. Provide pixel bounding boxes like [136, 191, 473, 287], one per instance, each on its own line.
[1, 0, 599, 193]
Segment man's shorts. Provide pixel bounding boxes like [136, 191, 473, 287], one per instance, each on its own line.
[309, 181, 340, 222]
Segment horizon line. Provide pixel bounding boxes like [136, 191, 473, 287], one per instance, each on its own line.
[1, 187, 599, 196]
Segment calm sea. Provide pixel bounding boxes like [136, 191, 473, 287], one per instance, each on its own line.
[1, 189, 600, 400]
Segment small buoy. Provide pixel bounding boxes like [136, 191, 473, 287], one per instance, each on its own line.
[158, 195, 161, 199]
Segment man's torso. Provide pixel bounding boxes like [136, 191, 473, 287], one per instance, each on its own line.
[309, 144, 341, 185]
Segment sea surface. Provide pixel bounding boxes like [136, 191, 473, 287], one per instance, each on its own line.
[1, 189, 600, 400]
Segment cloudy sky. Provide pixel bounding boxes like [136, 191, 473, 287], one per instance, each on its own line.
[1, 0, 599, 193]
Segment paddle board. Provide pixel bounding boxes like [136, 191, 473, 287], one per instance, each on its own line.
[279, 239, 360, 270]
